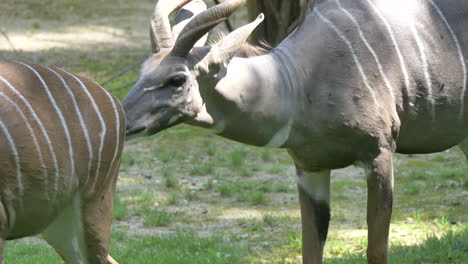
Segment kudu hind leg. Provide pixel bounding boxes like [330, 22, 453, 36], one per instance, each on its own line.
[42, 194, 87, 264]
[42, 188, 118, 264]
[366, 148, 394, 264]
[80, 179, 118, 264]
[296, 167, 331, 264]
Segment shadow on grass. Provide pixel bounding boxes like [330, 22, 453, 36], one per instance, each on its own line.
[326, 227, 468, 264]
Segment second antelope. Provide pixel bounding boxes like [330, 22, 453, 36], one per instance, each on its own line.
[123, 0, 468, 263]
[0, 60, 125, 264]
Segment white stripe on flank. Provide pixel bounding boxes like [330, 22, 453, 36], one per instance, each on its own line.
[408, 20, 435, 118]
[364, 0, 412, 104]
[0, 75, 58, 198]
[0, 119, 23, 196]
[428, 0, 467, 121]
[98, 82, 121, 185]
[314, 7, 378, 105]
[0, 92, 46, 190]
[46, 67, 93, 187]
[15, 61, 75, 193]
[337, 0, 396, 107]
[57, 68, 106, 190]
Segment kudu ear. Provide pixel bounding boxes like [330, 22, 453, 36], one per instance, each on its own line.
[172, 0, 208, 47]
[217, 14, 264, 60]
[195, 14, 265, 75]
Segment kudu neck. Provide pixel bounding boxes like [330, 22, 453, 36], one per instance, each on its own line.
[193, 48, 305, 148]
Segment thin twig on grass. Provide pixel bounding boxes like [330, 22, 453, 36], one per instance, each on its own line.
[0, 28, 17, 53]
[100, 57, 146, 86]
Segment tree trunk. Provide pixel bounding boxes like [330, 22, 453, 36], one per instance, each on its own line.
[247, 0, 311, 45]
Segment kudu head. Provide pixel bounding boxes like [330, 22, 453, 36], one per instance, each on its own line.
[123, 0, 264, 136]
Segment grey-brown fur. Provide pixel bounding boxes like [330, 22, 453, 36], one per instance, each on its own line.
[123, 0, 468, 263]
[230, 41, 271, 58]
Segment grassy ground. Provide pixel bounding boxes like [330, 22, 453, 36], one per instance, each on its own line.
[1, 1, 467, 263]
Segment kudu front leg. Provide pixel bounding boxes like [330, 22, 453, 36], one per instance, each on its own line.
[366, 148, 394, 264]
[296, 167, 331, 264]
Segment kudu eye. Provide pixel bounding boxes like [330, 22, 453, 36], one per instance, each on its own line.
[170, 75, 186, 87]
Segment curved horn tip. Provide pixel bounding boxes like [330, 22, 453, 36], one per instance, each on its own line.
[256, 13, 265, 22]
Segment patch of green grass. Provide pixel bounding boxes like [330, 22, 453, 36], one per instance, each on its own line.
[236, 191, 270, 205]
[163, 169, 179, 189]
[120, 152, 136, 168]
[217, 182, 254, 197]
[213, 170, 228, 180]
[287, 232, 302, 253]
[263, 214, 277, 226]
[166, 192, 179, 205]
[239, 167, 254, 177]
[389, 228, 468, 264]
[190, 164, 215, 176]
[4, 239, 62, 264]
[142, 208, 172, 227]
[259, 182, 292, 193]
[432, 166, 464, 178]
[267, 166, 285, 175]
[403, 159, 433, 168]
[322, 227, 468, 264]
[273, 183, 291, 193]
[230, 149, 247, 166]
[204, 179, 214, 190]
[216, 180, 288, 202]
[257, 181, 291, 193]
[154, 148, 175, 163]
[401, 181, 423, 195]
[110, 229, 248, 264]
[206, 147, 216, 156]
[408, 168, 426, 180]
[152, 146, 187, 164]
[135, 191, 156, 205]
[113, 194, 130, 221]
[262, 150, 275, 162]
[185, 190, 200, 201]
[218, 183, 236, 197]
[2, 0, 157, 31]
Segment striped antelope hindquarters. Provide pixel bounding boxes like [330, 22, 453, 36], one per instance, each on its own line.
[122, 0, 468, 263]
[0, 60, 125, 264]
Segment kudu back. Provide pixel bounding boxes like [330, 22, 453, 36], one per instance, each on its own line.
[0, 60, 125, 264]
